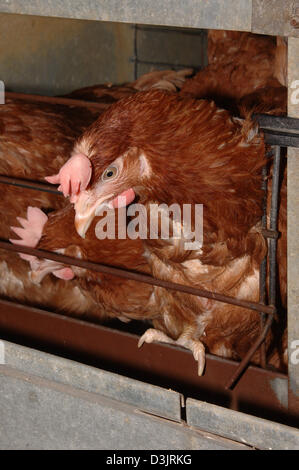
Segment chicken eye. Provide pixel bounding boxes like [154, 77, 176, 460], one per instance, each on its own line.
[102, 166, 118, 181]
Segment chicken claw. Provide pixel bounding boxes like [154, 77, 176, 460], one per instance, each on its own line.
[45, 153, 92, 202]
[138, 327, 205, 376]
[138, 328, 176, 348]
[176, 337, 206, 376]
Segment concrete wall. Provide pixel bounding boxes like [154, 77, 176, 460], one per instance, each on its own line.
[0, 13, 135, 95]
[0, 13, 206, 96]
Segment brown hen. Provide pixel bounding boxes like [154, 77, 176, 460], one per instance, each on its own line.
[181, 30, 287, 115]
[0, 99, 103, 313]
[66, 90, 286, 373]
[64, 68, 193, 103]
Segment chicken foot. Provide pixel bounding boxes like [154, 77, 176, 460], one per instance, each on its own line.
[138, 327, 205, 375]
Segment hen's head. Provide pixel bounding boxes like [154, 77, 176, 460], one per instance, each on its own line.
[72, 90, 265, 239]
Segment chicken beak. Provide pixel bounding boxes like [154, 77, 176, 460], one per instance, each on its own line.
[74, 190, 113, 239]
[74, 208, 96, 239]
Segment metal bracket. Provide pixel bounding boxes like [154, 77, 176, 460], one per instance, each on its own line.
[254, 114, 299, 148]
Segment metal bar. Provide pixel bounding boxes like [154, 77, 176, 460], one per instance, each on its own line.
[226, 315, 274, 390]
[259, 165, 269, 368]
[269, 146, 281, 308]
[0, 175, 62, 195]
[254, 114, 299, 148]
[254, 114, 299, 133]
[5, 91, 110, 111]
[264, 132, 299, 148]
[259, 257, 267, 369]
[0, 240, 276, 316]
[226, 147, 282, 390]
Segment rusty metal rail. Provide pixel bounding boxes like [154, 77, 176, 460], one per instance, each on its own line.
[5, 91, 111, 111]
[0, 240, 276, 317]
[0, 175, 62, 195]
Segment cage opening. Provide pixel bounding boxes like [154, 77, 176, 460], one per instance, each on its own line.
[0, 19, 296, 433]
